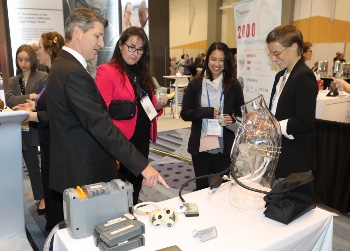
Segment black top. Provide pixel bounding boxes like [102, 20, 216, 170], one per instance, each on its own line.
[126, 64, 151, 147]
[36, 86, 50, 145]
[269, 58, 318, 178]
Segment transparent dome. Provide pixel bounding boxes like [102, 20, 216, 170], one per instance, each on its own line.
[229, 95, 281, 210]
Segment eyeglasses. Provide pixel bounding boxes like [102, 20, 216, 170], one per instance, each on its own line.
[138, 10, 146, 18]
[124, 43, 144, 55]
[268, 47, 288, 58]
[75, 0, 107, 16]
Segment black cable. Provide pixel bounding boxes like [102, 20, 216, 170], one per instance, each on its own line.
[231, 170, 269, 194]
[178, 168, 229, 203]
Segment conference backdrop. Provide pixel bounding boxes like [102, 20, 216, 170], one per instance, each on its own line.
[233, 0, 281, 105]
[7, 0, 64, 75]
[120, 0, 149, 37]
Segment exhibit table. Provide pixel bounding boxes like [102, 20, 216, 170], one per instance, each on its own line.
[316, 90, 350, 123]
[163, 75, 190, 119]
[53, 184, 333, 251]
[0, 110, 32, 251]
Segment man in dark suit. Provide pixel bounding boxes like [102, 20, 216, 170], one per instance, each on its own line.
[46, 8, 168, 226]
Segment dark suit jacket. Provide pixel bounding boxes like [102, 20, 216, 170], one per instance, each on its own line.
[6, 71, 47, 149]
[46, 49, 148, 193]
[269, 58, 318, 178]
[181, 77, 244, 155]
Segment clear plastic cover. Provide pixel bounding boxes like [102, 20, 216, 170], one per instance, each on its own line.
[229, 95, 281, 210]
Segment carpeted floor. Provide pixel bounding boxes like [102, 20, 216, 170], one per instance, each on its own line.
[23, 127, 350, 251]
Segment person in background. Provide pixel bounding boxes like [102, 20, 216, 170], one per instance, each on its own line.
[178, 54, 185, 74]
[5, 44, 47, 215]
[13, 32, 65, 232]
[95, 27, 167, 205]
[46, 8, 168, 226]
[123, 2, 132, 31]
[28, 41, 48, 72]
[302, 42, 313, 62]
[170, 56, 178, 75]
[138, 1, 149, 35]
[334, 79, 350, 94]
[182, 54, 193, 76]
[193, 55, 204, 77]
[266, 25, 318, 181]
[181, 42, 244, 190]
[333, 52, 340, 62]
[339, 53, 346, 62]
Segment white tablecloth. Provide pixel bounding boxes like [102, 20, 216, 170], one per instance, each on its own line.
[53, 184, 333, 251]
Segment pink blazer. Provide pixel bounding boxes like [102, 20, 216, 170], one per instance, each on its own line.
[95, 63, 162, 142]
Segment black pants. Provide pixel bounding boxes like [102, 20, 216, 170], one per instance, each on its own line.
[22, 145, 43, 201]
[118, 139, 150, 205]
[191, 152, 231, 191]
[40, 144, 64, 231]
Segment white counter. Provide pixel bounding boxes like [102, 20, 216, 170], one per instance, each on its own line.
[316, 90, 350, 123]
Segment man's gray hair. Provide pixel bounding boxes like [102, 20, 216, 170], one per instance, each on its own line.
[64, 7, 108, 42]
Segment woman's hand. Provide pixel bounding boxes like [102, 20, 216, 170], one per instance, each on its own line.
[213, 108, 220, 118]
[12, 99, 36, 112]
[224, 115, 233, 125]
[29, 93, 38, 100]
[155, 95, 168, 110]
[24, 99, 36, 111]
[334, 79, 350, 94]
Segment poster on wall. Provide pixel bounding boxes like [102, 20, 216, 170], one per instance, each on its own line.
[233, 0, 281, 105]
[7, 0, 65, 75]
[62, 0, 119, 78]
[120, 0, 149, 37]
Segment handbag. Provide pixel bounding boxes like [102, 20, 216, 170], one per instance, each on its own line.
[109, 100, 136, 120]
[232, 170, 316, 224]
[263, 171, 316, 224]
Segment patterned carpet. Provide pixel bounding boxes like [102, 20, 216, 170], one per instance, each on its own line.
[22, 127, 350, 251]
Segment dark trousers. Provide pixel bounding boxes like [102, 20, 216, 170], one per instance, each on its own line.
[118, 140, 150, 205]
[22, 145, 43, 201]
[191, 152, 231, 191]
[40, 144, 63, 230]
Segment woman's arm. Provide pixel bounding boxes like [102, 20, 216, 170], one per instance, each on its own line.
[5, 77, 30, 108]
[180, 80, 214, 121]
[334, 79, 350, 94]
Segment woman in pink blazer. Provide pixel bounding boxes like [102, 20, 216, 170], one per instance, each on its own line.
[95, 27, 166, 205]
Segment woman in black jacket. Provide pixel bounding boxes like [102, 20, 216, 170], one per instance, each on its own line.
[266, 25, 318, 180]
[181, 42, 245, 190]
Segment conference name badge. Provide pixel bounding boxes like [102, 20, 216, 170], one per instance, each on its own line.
[140, 96, 157, 121]
[207, 119, 222, 136]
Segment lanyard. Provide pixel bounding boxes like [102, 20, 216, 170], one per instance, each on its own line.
[36, 84, 46, 103]
[139, 88, 147, 99]
[19, 77, 25, 95]
[206, 82, 224, 112]
[132, 69, 141, 100]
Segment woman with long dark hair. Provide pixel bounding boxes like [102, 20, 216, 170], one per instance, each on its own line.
[95, 27, 166, 204]
[181, 42, 244, 190]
